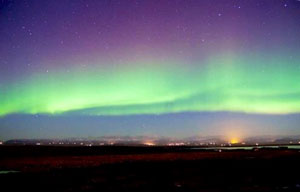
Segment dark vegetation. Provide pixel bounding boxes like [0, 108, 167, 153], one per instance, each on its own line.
[1, 146, 300, 191]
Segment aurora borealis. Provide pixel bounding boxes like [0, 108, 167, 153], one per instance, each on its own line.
[1, 0, 300, 140]
[2, 51, 300, 116]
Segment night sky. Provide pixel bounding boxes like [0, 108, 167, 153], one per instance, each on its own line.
[1, 0, 300, 140]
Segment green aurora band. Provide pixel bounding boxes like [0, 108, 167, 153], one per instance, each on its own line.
[1, 52, 300, 116]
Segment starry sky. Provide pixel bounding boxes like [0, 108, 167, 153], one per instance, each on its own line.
[0, 0, 300, 140]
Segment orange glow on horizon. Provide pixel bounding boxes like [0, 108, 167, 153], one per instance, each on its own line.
[230, 138, 240, 144]
[144, 142, 155, 146]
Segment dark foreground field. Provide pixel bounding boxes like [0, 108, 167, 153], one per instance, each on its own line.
[1, 146, 300, 192]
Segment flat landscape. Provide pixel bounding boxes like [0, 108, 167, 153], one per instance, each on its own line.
[1, 1, 300, 191]
[1, 146, 300, 191]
